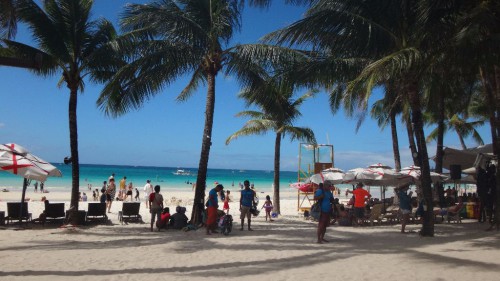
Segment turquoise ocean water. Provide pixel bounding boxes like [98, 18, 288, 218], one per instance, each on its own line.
[0, 163, 300, 193]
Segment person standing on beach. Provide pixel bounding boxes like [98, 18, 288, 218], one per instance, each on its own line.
[399, 184, 413, 233]
[106, 178, 116, 213]
[149, 185, 164, 232]
[314, 183, 333, 243]
[34, 181, 38, 193]
[223, 190, 231, 214]
[261, 195, 274, 222]
[143, 180, 153, 209]
[240, 180, 256, 231]
[346, 183, 371, 226]
[40, 182, 44, 193]
[119, 176, 127, 200]
[206, 184, 224, 235]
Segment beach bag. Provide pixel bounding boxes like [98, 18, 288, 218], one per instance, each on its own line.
[250, 206, 260, 217]
[310, 202, 321, 220]
[220, 214, 233, 236]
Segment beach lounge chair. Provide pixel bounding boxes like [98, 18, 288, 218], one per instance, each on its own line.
[365, 204, 384, 226]
[6, 202, 32, 224]
[118, 202, 142, 224]
[44, 203, 66, 223]
[86, 202, 108, 224]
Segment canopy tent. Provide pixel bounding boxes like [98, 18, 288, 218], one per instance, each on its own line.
[433, 144, 494, 171]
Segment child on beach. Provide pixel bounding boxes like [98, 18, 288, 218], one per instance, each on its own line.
[223, 190, 230, 214]
[262, 195, 274, 222]
[135, 188, 140, 201]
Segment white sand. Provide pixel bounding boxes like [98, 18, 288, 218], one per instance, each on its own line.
[1, 189, 499, 281]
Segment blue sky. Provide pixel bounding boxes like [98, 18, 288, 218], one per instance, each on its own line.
[0, 1, 492, 172]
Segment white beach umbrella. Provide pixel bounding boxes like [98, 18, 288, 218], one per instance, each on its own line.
[345, 164, 413, 187]
[309, 167, 346, 184]
[0, 143, 62, 223]
[400, 165, 448, 184]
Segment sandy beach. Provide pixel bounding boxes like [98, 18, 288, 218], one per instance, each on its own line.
[1, 189, 499, 281]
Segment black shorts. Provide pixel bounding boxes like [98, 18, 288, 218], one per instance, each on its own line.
[354, 207, 365, 218]
[106, 194, 112, 201]
[126, 191, 132, 195]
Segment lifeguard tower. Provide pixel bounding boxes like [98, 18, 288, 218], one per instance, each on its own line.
[297, 143, 334, 211]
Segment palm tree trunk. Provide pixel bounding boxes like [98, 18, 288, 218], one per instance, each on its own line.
[435, 93, 445, 208]
[481, 65, 500, 230]
[191, 72, 216, 225]
[456, 129, 467, 149]
[405, 115, 419, 166]
[390, 111, 401, 171]
[68, 86, 80, 225]
[407, 80, 434, 237]
[273, 132, 281, 214]
[494, 65, 500, 230]
[435, 93, 445, 173]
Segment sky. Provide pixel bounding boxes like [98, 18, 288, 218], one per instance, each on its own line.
[0, 1, 492, 172]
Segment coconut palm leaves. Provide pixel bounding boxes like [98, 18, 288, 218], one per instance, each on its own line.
[227, 77, 316, 213]
[98, 0, 310, 224]
[2, 0, 119, 221]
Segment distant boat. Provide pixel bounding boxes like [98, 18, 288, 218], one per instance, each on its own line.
[173, 169, 192, 176]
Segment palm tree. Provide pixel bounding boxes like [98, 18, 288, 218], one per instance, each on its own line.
[2, 0, 120, 222]
[426, 113, 485, 149]
[266, 0, 452, 236]
[370, 84, 403, 171]
[0, 0, 43, 69]
[97, 0, 309, 224]
[0, 0, 16, 39]
[226, 79, 316, 214]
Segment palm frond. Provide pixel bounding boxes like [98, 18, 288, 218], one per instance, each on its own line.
[176, 66, 205, 102]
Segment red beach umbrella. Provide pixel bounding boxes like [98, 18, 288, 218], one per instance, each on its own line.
[0, 143, 62, 223]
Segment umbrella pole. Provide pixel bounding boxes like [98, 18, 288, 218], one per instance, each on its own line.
[19, 178, 28, 224]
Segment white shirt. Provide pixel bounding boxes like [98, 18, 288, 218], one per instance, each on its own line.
[143, 183, 153, 196]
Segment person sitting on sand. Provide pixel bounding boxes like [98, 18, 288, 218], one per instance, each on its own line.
[170, 206, 189, 230]
[338, 205, 351, 226]
[157, 207, 171, 230]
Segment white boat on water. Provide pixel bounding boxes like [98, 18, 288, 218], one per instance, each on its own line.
[173, 169, 191, 176]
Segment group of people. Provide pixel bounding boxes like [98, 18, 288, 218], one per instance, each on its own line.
[314, 182, 376, 243]
[204, 180, 275, 235]
[33, 181, 46, 193]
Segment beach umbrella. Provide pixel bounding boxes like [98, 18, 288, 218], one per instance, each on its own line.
[346, 164, 413, 187]
[0, 143, 62, 223]
[400, 165, 448, 184]
[309, 167, 347, 184]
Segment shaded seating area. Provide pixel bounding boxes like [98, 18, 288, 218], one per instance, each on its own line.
[5, 202, 32, 224]
[86, 202, 108, 224]
[118, 202, 142, 224]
